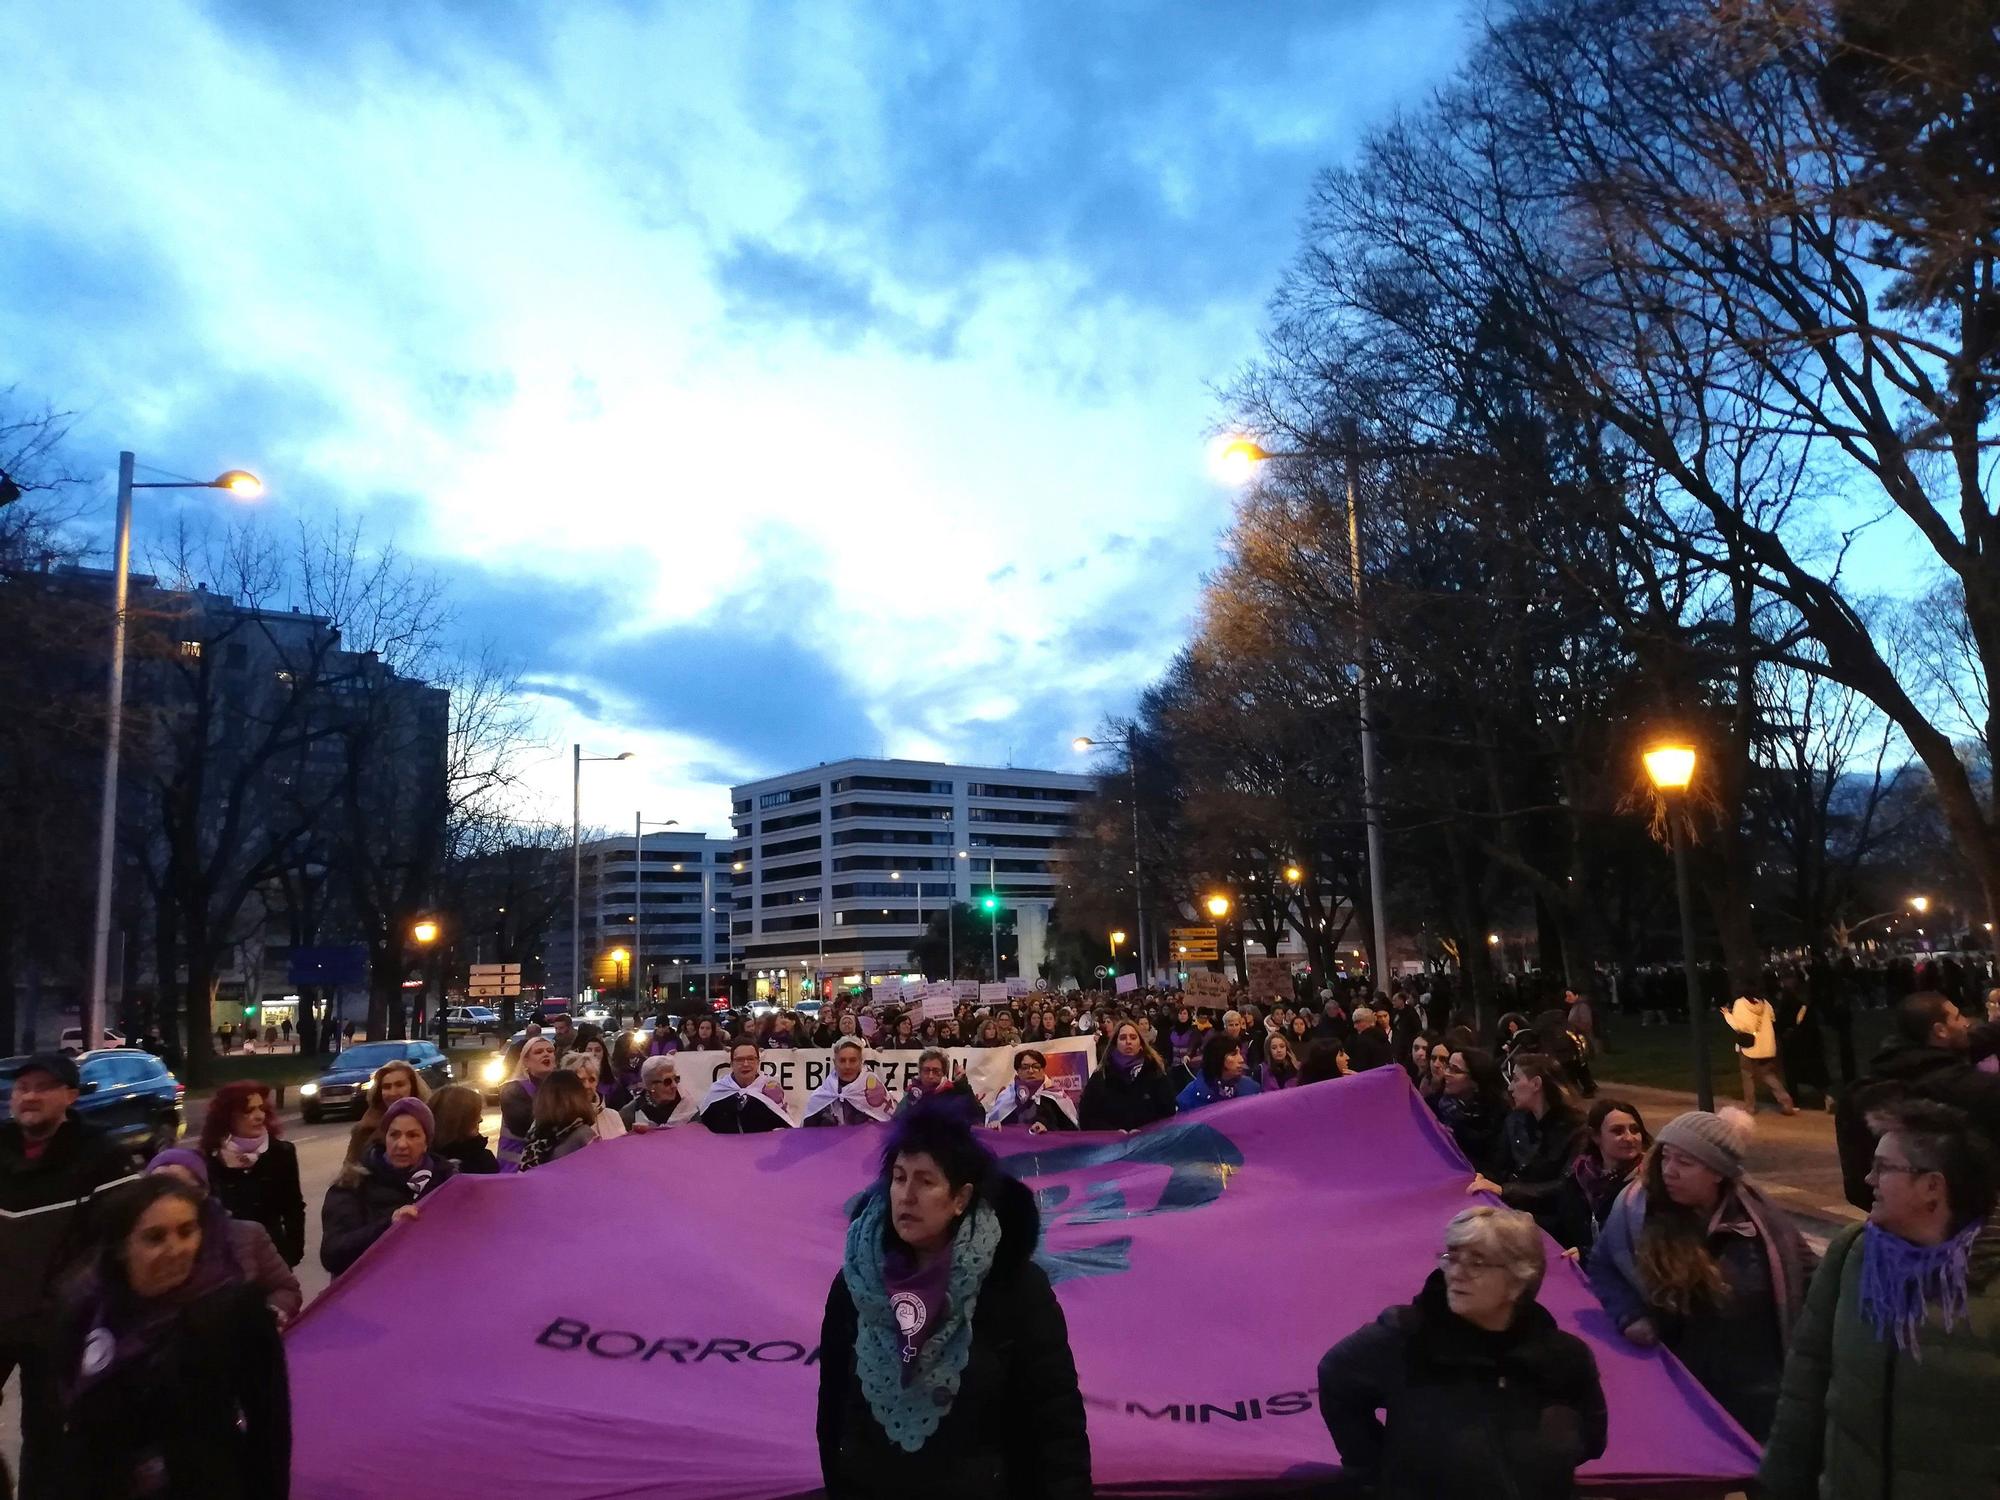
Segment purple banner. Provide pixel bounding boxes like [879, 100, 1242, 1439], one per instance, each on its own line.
[287, 1068, 1758, 1497]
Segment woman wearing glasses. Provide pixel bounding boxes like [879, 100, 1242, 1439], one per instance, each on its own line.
[1317, 1205, 1606, 1499]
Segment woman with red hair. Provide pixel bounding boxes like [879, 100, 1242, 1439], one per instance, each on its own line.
[200, 1080, 306, 1267]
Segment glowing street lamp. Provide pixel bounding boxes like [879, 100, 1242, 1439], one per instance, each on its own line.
[1644, 739, 1712, 1110]
[1283, 865, 1303, 884]
[1206, 894, 1232, 920]
[412, 919, 440, 945]
[570, 746, 633, 1001]
[87, 454, 264, 1056]
[1909, 896, 1931, 915]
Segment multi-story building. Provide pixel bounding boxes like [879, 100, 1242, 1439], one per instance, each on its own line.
[728, 758, 1096, 1000]
[546, 831, 737, 1005]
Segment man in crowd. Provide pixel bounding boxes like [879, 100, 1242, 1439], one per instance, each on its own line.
[0, 1053, 140, 1498]
[1346, 1007, 1396, 1072]
[548, 1012, 578, 1058]
[1837, 990, 2000, 1208]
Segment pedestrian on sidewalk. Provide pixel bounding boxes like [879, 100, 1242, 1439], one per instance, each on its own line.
[1588, 1108, 1815, 1441]
[1759, 1099, 2000, 1500]
[1725, 992, 1798, 1114]
[1836, 991, 2000, 1209]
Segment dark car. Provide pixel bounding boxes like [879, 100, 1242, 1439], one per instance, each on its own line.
[299, 1039, 453, 1124]
[0, 1049, 184, 1157]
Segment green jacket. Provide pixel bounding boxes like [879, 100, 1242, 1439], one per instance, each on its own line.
[1758, 1211, 2000, 1500]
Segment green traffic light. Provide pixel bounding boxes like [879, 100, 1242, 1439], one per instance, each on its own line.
[981, 893, 999, 912]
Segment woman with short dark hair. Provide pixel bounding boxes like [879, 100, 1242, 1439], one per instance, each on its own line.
[816, 1101, 1091, 1497]
[1176, 1033, 1263, 1112]
[56, 1177, 291, 1499]
[1761, 1099, 2000, 1499]
[1469, 1053, 1585, 1235]
[1547, 1099, 1649, 1259]
[430, 1084, 500, 1174]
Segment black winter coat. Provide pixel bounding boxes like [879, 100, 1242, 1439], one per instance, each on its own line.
[1318, 1272, 1607, 1500]
[319, 1149, 455, 1275]
[1495, 1108, 1585, 1233]
[56, 1280, 289, 1500]
[817, 1173, 1091, 1500]
[1348, 1030, 1396, 1073]
[436, 1134, 500, 1174]
[1836, 1035, 2000, 1208]
[699, 1093, 790, 1133]
[206, 1138, 306, 1265]
[1431, 1093, 1506, 1178]
[1077, 1061, 1176, 1131]
[0, 1115, 136, 1323]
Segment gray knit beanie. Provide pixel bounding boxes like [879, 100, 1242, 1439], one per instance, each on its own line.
[1655, 1108, 1753, 1180]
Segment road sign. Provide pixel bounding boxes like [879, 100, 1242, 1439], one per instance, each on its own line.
[468, 963, 522, 997]
[1174, 942, 1220, 961]
[1169, 926, 1217, 942]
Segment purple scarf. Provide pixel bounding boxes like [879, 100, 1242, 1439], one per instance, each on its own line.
[882, 1242, 953, 1382]
[1860, 1218, 1983, 1355]
[1112, 1049, 1146, 1078]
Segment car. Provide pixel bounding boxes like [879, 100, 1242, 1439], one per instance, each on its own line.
[298, 1039, 453, 1124]
[0, 1050, 183, 1157]
[58, 1026, 127, 1055]
[442, 1005, 502, 1038]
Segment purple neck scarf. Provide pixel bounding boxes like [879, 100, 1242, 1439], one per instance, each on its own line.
[1860, 1218, 1983, 1355]
[1113, 1049, 1146, 1078]
[882, 1242, 953, 1383]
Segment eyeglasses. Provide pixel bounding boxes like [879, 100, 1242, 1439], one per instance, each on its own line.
[1437, 1250, 1504, 1273]
[1867, 1159, 1934, 1182]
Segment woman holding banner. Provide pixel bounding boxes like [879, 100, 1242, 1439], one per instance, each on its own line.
[817, 1100, 1091, 1498]
[1317, 1205, 1606, 1499]
[985, 1050, 1079, 1132]
[1080, 1021, 1177, 1130]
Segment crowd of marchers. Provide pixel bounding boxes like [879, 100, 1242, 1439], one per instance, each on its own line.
[3, 969, 1999, 1499]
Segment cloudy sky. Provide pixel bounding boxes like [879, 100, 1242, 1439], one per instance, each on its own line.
[2, 0, 1472, 833]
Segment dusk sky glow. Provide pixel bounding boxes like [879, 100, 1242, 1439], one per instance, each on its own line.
[2, 0, 1475, 832]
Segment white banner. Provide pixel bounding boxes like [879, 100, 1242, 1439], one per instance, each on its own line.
[670, 1037, 1096, 1124]
[920, 994, 954, 1021]
[978, 981, 1008, 1004]
[953, 979, 981, 1000]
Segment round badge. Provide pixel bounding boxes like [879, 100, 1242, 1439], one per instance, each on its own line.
[80, 1327, 114, 1377]
[890, 1291, 927, 1338]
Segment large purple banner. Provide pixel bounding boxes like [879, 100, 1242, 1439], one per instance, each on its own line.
[287, 1068, 1759, 1497]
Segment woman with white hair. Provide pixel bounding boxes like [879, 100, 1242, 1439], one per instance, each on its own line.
[564, 1050, 627, 1140]
[621, 1054, 698, 1131]
[1317, 1206, 1606, 1499]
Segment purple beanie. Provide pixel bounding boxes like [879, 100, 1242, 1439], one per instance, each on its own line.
[380, 1097, 436, 1141]
[146, 1145, 210, 1187]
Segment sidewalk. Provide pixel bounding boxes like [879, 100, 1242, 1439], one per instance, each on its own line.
[1595, 1078, 1864, 1244]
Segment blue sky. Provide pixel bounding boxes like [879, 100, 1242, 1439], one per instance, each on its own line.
[1, 0, 1473, 833]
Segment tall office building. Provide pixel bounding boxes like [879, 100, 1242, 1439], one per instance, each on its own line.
[547, 830, 737, 1004]
[728, 758, 1096, 1000]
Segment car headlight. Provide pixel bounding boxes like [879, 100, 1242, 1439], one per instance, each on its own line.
[481, 1059, 505, 1085]
[299, 1082, 318, 1096]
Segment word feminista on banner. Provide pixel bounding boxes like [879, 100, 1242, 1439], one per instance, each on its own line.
[675, 1037, 1096, 1122]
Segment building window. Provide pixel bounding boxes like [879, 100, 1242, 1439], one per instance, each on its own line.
[757, 784, 822, 809]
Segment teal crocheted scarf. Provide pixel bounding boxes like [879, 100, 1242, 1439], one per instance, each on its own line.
[841, 1188, 1002, 1452]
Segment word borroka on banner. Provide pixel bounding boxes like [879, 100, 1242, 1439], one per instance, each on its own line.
[286, 1069, 1761, 1500]
[672, 1038, 1095, 1123]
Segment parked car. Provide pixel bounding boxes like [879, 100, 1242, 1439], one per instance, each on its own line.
[57, 1027, 127, 1055]
[299, 1039, 453, 1124]
[0, 1050, 183, 1157]
[443, 1005, 501, 1038]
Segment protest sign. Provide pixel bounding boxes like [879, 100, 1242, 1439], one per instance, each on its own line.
[668, 1037, 1095, 1122]
[978, 981, 1009, 1004]
[1184, 970, 1231, 1006]
[1246, 955, 1295, 1003]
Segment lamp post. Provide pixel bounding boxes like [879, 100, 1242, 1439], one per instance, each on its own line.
[412, 917, 441, 1045]
[1074, 726, 1148, 984]
[571, 745, 633, 1005]
[1644, 742, 1713, 1112]
[1214, 428, 1390, 983]
[954, 849, 970, 980]
[633, 813, 679, 1018]
[86, 455, 263, 1055]
[609, 947, 629, 1000]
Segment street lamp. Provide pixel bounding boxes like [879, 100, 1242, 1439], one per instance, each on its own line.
[1644, 740, 1713, 1111]
[1214, 426, 1390, 981]
[1205, 894, 1232, 919]
[571, 745, 633, 1004]
[412, 917, 440, 1044]
[1284, 865, 1303, 884]
[633, 813, 679, 1018]
[1075, 727, 1148, 984]
[86, 455, 264, 1054]
[1110, 928, 1126, 984]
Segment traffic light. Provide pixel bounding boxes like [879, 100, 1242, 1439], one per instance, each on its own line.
[1106, 965, 1117, 976]
[980, 892, 999, 914]
[242, 1005, 255, 1017]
